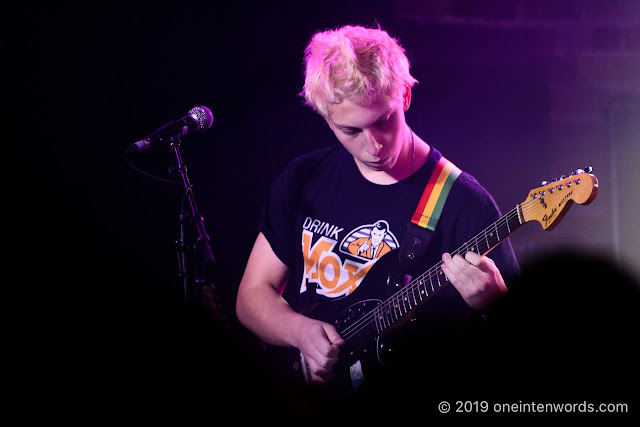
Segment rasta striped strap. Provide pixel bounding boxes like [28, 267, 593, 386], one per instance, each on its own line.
[399, 154, 461, 268]
[411, 156, 462, 231]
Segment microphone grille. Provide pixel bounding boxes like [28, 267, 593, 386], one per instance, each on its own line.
[188, 106, 214, 131]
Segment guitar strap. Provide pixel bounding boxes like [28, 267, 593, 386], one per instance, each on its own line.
[399, 155, 462, 269]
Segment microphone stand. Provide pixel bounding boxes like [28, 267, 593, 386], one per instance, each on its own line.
[169, 135, 218, 311]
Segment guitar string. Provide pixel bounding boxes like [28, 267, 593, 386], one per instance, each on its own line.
[337, 193, 557, 345]
[339, 210, 524, 346]
[339, 205, 521, 341]
[338, 206, 521, 343]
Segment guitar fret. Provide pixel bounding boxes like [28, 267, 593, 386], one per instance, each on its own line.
[374, 310, 382, 334]
[484, 230, 490, 253]
[418, 277, 427, 299]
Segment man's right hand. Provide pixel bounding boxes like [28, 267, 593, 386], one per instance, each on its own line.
[358, 242, 370, 254]
[294, 319, 345, 383]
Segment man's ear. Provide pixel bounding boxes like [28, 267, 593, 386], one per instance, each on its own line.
[402, 84, 412, 112]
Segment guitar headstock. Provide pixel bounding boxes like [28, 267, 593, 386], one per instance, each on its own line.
[520, 167, 599, 230]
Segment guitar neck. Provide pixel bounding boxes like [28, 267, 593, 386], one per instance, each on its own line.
[370, 205, 523, 337]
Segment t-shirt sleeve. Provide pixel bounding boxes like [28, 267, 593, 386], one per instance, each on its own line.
[258, 164, 298, 268]
[445, 174, 521, 286]
[475, 205, 521, 286]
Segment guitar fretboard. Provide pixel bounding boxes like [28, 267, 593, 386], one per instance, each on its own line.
[343, 205, 523, 349]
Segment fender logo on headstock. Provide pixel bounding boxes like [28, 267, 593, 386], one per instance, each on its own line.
[541, 189, 574, 228]
[542, 207, 557, 228]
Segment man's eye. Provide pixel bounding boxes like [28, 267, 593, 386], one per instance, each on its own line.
[377, 115, 392, 126]
[343, 128, 361, 135]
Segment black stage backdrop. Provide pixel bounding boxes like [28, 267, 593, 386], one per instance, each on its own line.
[5, 1, 638, 421]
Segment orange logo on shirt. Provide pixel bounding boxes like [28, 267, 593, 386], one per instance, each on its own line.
[300, 219, 398, 298]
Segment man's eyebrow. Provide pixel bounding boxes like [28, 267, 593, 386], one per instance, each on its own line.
[333, 108, 392, 130]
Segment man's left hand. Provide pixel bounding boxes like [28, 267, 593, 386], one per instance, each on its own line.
[441, 251, 508, 310]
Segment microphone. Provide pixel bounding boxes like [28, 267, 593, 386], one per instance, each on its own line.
[127, 106, 214, 153]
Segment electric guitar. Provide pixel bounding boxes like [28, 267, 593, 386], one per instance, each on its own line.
[292, 168, 599, 394]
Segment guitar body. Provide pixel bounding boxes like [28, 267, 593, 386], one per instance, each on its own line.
[283, 170, 599, 396]
[298, 251, 436, 394]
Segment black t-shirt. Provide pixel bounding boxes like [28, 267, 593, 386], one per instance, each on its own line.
[259, 143, 520, 327]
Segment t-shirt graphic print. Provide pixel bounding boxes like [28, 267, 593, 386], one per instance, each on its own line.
[301, 218, 399, 298]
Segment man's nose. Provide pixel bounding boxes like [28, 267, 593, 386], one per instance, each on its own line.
[363, 130, 383, 156]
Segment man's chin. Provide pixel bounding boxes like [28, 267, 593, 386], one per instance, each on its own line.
[366, 159, 392, 171]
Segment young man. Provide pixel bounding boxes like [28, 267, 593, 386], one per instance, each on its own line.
[236, 25, 519, 386]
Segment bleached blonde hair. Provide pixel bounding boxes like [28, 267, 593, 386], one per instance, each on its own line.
[301, 25, 418, 119]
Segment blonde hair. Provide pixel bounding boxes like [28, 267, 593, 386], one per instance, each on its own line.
[301, 25, 418, 118]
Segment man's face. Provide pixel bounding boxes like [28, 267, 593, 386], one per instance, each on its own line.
[370, 227, 386, 246]
[326, 94, 407, 174]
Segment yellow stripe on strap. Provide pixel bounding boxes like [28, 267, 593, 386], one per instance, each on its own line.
[411, 156, 461, 231]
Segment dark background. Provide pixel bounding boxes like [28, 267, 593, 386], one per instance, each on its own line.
[5, 0, 638, 419]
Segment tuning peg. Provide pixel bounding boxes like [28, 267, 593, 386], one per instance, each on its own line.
[541, 180, 550, 186]
[574, 168, 584, 175]
[584, 166, 593, 174]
